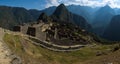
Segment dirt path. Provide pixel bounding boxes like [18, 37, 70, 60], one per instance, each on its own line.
[0, 28, 22, 64]
[0, 41, 12, 64]
[0, 28, 13, 64]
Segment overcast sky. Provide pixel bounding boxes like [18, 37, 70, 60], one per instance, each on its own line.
[0, 0, 120, 10]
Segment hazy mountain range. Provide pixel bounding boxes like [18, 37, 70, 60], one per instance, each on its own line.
[0, 4, 120, 41]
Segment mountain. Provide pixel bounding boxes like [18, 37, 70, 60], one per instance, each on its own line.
[0, 6, 36, 29]
[52, 4, 72, 22]
[37, 12, 52, 22]
[51, 4, 92, 31]
[0, 4, 92, 31]
[103, 15, 120, 41]
[12, 7, 34, 24]
[31, 4, 98, 24]
[36, 4, 97, 23]
[67, 5, 98, 24]
[92, 5, 115, 36]
[0, 5, 56, 29]
[0, 4, 119, 37]
[114, 8, 120, 15]
[41, 6, 56, 15]
[29, 9, 42, 20]
[0, 6, 16, 29]
[29, 6, 56, 20]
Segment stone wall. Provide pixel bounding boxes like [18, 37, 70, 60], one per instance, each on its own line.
[21, 25, 28, 34]
[13, 26, 21, 32]
[13, 25, 28, 34]
[27, 27, 36, 36]
[36, 27, 46, 41]
[13, 23, 47, 41]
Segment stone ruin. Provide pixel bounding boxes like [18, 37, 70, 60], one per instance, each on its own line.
[13, 25, 28, 34]
[27, 27, 36, 36]
[13, 26, 21, 32]
[13, 22, 47, 41]
[13, 21, 89, 46]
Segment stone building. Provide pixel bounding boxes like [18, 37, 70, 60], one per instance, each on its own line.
[13, 23, 47, 41]
[13, 26, 21, 32]
[13, 24, 29, 34]
[12, 12, 55, 41]
[27, 27, 36, 36]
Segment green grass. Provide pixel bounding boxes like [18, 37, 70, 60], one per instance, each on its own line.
[3, 33, 117, 64]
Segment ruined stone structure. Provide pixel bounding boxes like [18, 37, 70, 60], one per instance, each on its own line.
[13, 21, 89, 46]
[21, 25, 29, 34]
[35, 25, 46, 41]
[27, 27, 36, 36]
[13, 22, 48, 41]
[13, 26, 21, 32]
[13, 25, 28, 34]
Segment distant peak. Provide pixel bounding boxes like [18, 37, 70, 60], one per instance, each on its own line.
[104, 5, 111, 8]
[40, 12, 47, 16]
[38, 12, 49, 21]
[59, 3, 65, 7]
[100, 4, 112, 11]
[57, 3, 67, 10]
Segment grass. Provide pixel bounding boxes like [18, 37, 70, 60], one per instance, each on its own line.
[3, 33, 119, 64]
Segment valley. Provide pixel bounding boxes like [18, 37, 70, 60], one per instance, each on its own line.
[0, 1, 120, 64]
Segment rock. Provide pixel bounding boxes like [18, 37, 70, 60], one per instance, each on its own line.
[11, 55, 22, 64]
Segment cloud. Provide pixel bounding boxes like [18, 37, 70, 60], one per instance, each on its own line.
[45, 0, 59, 8]
[45, 0, 120, 8]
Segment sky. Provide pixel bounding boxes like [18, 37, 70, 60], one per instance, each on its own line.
[0, 0, 120, 10]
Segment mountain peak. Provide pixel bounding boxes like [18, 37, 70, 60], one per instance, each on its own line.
[102, 5, 111, 10]
[37, 12, 51, 22]
[38, 12, 48, 20]
[105, 5, 111, 8]
[53, 4, 69, 16]
[59, 3, 65, 7]
[97, 4, 113, 13]
[52, 3, 71, 22]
